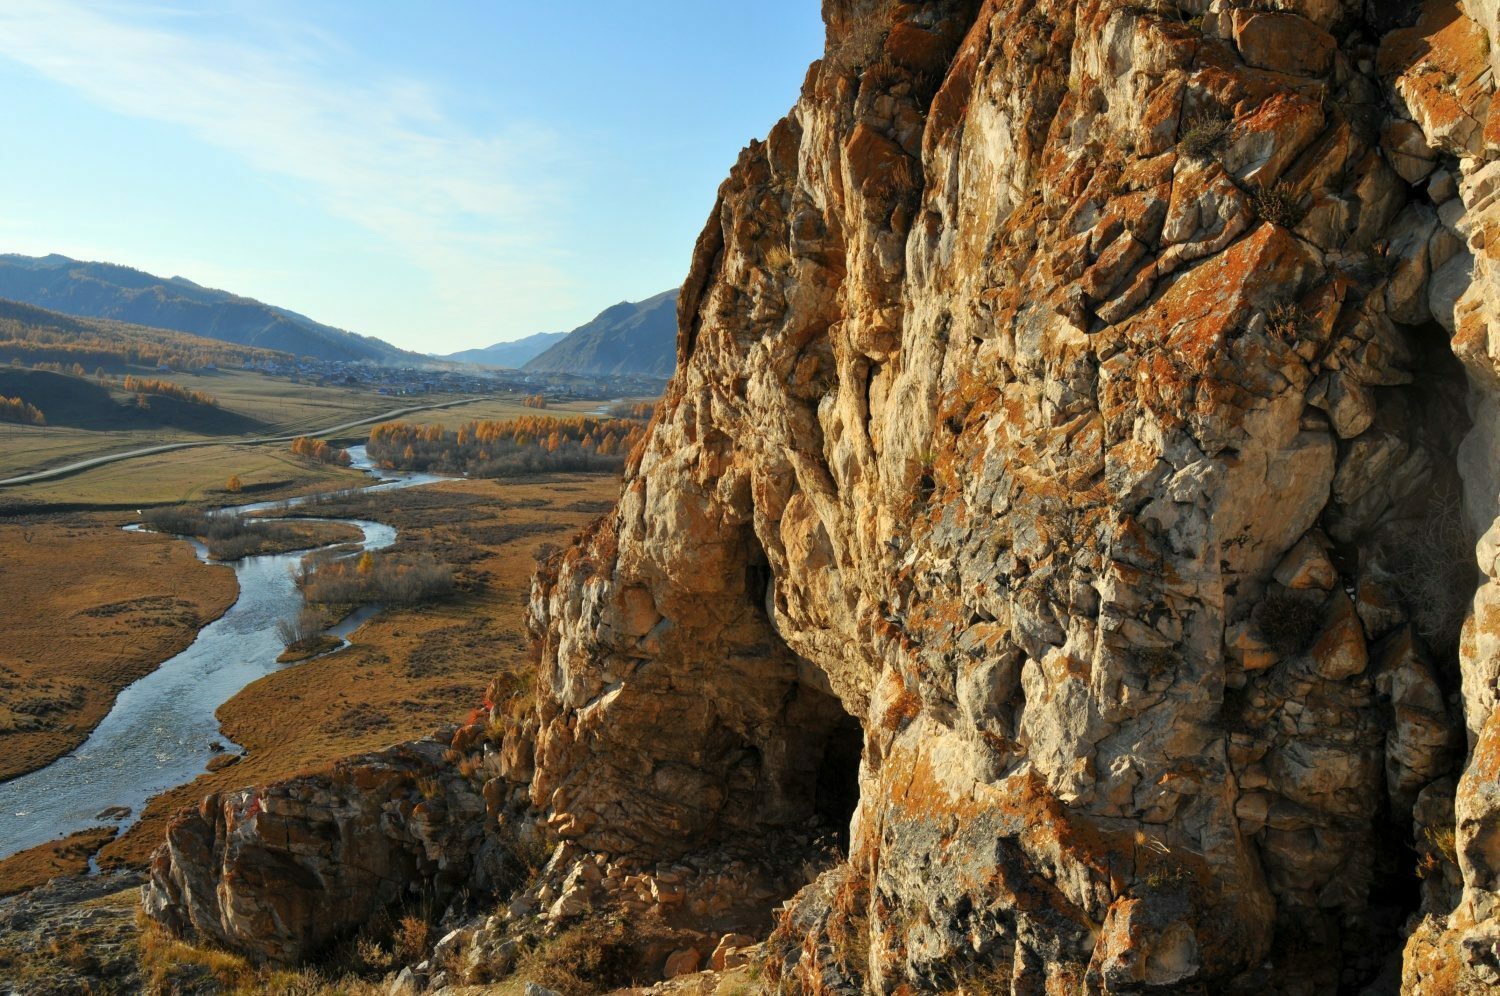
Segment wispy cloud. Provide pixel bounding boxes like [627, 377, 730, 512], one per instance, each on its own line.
[0, 0, 573, 344]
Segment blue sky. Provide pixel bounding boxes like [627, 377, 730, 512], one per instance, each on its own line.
[0, 1, 824, 352]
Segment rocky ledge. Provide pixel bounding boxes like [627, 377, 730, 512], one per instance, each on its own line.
[145, 0, 1500, 992]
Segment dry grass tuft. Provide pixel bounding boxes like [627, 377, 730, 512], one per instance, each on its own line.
[1178, 111, 1231, 160]
[1267, 301, 1307, 343]
[503, 913, 637, 995]
[825, 873, 871, 986]
[1252, 181, 1307, 229]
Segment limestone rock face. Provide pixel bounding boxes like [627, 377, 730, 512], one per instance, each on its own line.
[516, 0, 1500, 991]
[144, 0, 1500, 991]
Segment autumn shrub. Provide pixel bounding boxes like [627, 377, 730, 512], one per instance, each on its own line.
[765, 244, 794, 271]
[393, 914, 431, 964]
[298, 551, 454, 605]
[276, 608, 325, 649]
[1267, 301, 1307, 342]
[506, 914, 637, 995]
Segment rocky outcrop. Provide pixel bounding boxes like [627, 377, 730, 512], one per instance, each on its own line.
[146, 0, 1500, 991]
[142, 735, 507, 963]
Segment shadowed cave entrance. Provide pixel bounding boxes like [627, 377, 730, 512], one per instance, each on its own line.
[761, 658, 865, 853]
[741, 528, 865, 851]
[814, 708, 864, 849]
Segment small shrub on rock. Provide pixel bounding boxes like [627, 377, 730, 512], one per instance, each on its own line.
[1252, 181, 1307, 229]
[1267, 301, 1307, 343]
[1254, 589, 1324, 656]
[1130, 645, 1179, 678]
[1385, 492, 1479, 652]
[507, 914, 636, 994]
[394, 914, 431, 964]
[1178, 111, 1231, 161]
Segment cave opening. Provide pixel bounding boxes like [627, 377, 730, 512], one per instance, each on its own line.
[813, 710, 864, 851]
[776, 661, 866, 855]
[1377, 317, 1478, 680]
[736, 524, 866, 852]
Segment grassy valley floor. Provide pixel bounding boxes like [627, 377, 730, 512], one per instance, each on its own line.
[94, 473, 621, 869]
[0, 368, 462, 477]
[0, 441, 372, 514]
[0, 428, 627, 985]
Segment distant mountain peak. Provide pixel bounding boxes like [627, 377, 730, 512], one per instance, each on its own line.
[521, 289, 679, 378]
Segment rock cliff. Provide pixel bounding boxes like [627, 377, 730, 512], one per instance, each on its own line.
[147, 0, 1500, 991]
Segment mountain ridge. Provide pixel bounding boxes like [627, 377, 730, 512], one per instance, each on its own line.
[0, 253, 414, 364]
[439, 330, 568, 369]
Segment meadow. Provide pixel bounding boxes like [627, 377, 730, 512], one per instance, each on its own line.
[0, 365, 475, 482]
[0, 441, 370, 512]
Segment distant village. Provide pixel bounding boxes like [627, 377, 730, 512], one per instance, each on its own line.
[246, 356, 667, 402]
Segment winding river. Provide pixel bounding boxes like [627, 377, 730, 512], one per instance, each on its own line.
[0, 447, 442, 859]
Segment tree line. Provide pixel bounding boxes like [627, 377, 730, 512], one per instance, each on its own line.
[0, 395, 44, 425]
[121, 375, 218, 407]
[296, 549, 454, 605]
[1, 312, 283, 373]
[366, 414, 649, 477]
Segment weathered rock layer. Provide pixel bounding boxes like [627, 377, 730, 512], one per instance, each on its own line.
[147, 0, 1500, 991]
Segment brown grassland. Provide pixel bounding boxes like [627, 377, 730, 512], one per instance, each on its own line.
[0, 827, 118, 898]
[0, 366, 462, 480]
[0, 517, 239, 785]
